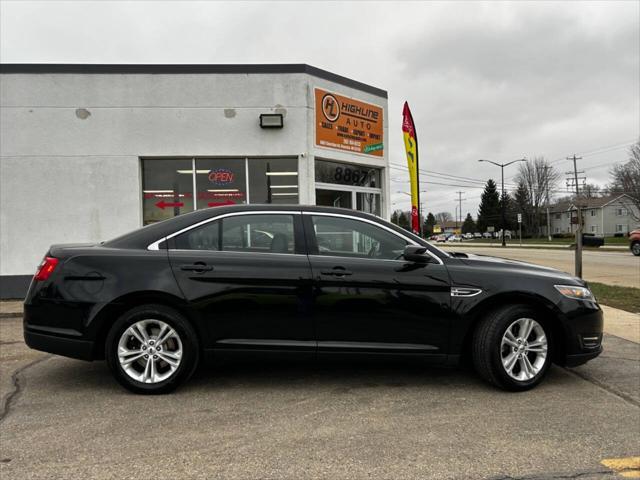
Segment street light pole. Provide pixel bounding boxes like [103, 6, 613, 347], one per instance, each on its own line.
[478, 158, 527, 247]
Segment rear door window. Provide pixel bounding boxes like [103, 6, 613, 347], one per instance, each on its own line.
[173, 214, 296, 254]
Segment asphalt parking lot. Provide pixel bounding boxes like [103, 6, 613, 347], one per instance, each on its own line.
[1, 314, 639, 480]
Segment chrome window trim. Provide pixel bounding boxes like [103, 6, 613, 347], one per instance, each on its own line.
[169, 249, 302, 257]
[148, 209, 444, 266]
[147, 210, 300, 251]
[303, 211, 444, 265]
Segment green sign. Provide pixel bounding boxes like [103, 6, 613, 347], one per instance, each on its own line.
[364, 143, 384, 154]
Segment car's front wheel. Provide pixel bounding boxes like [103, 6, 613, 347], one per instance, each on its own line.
[631, 241, 640, 256]
[106, 304, 199, 394]
[472, 305, 552, 391]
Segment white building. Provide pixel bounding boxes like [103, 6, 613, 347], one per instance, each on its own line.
[0, 64, 389, 298]
[546, 194, 640, 237]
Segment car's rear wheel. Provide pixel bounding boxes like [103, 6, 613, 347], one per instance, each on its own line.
[472, 305, 552, 391]
[631, 241, 640, 256]
[106, 304, 199, 394]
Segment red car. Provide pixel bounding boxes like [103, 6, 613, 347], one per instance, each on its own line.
[630, 229, 640, 256]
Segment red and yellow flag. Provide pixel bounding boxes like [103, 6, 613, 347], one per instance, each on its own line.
[402, 102, 421, 235]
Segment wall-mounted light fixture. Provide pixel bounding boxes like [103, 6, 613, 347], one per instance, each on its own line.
[260, 113, 284, 129]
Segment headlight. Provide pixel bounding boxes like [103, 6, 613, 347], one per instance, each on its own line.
[554, 285, 594, 301]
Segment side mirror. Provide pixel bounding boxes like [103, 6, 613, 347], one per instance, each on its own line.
[403, 245, 431, 263]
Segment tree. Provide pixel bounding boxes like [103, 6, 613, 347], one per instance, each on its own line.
[499, 190, 515, 232]
[514, 180, 532, 236]
[515, 157, 560, 237]
[423, 212, 436, 235]
[391, 210, 399, 225]
[581, 183, 603, 199]
[435, 211, 452, 225]
[608, 140, 640, 221]
[397, 211, 410, 231]
[477, 179, 500, 233]
[461, 213, 476, 234]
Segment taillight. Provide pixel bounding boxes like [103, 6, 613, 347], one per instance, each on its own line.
[34, 257, 59, 281]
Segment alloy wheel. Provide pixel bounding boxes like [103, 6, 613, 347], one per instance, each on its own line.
[500, 317, 548, 381]
[117, 319, 183, 384]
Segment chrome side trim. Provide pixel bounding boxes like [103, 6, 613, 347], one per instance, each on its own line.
[146, 210, 300, 251]
[451, 287, 483, 297]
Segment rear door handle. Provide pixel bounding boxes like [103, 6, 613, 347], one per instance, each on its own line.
[180, 262, 213, 273]
[320, 267, 353, 277]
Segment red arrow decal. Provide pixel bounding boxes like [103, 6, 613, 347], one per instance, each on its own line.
[207, 201, 236, 207]
[155, 200, 184, 210]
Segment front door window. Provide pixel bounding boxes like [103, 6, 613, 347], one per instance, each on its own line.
[311, 215, 407, 260]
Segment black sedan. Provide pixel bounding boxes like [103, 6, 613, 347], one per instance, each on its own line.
[24, 205, 603, 394]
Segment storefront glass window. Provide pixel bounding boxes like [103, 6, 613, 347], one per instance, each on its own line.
[248, 158, 299, 204]
[196, 158, 247, 208]
[142, 159, 194, 225]
[315, 159, 380, 188]
[142, 157, 299, 225]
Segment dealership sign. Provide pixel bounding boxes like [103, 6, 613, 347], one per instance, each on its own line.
[315, 88, 384, 157]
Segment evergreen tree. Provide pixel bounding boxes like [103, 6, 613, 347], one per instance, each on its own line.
[461, 213, 476, 234]
[477, 179, 500, 232]
[423, 212, 436, 235]
[391, 210, 399, 225]
[397, 211, 410, 231]
[514, 180, 532, 236]
[499, 191, 514, 232]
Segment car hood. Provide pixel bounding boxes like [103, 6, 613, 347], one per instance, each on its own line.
[450, 252, 581, 283]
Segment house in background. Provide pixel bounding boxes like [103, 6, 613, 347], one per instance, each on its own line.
[544, 194, 640, 237]
[433, 221, 461, 235]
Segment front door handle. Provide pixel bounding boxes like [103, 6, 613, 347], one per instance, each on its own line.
[320, 267, 353, 277]
[180, 262, 213, 273]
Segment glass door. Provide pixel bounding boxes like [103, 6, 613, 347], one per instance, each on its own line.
[315, 189, 353, 209]
[356, 192, 381, 216]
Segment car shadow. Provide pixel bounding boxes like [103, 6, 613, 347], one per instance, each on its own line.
[34, 355, 581, 396]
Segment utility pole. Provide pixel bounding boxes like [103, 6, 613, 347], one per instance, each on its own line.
[456, 191, 465, 232]
[566, 155, 585, 278]
[544, 165, 552, 242]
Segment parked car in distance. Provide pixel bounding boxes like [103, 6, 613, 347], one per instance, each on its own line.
[463, 233, 474, 240]
[630, 229, 640, 256]
[482, 232, 493, 239]
[473, 232, 483, 239]
[447, 234, 463, 242]
[435, 234, 449, 242]
[24, 205, 603, 394]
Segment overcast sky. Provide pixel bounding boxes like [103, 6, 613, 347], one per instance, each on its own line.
[1, 0, 638, 218]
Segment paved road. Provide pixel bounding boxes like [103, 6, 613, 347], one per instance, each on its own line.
[440, 245, 640, 288]
[1, 317, 639, 480]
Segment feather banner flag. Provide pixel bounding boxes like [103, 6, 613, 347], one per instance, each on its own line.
[402, 102, 421, 235]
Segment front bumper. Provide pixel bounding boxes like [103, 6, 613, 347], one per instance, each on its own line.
[556, 299, 604, 366]
[564, 347, 603, 367]
[24, 328, 95, 361]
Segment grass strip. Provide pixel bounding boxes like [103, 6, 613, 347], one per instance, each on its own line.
[589, 282, 640, 313]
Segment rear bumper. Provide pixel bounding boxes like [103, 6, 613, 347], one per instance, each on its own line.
[24, 329, 94, 361]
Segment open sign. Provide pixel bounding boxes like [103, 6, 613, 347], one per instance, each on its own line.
[208, 168, 234, 185]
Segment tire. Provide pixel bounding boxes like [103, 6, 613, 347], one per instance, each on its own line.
[472, 305, 552, 391]
[631, 241, 640, 256]
[106, 304, 199, 394]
